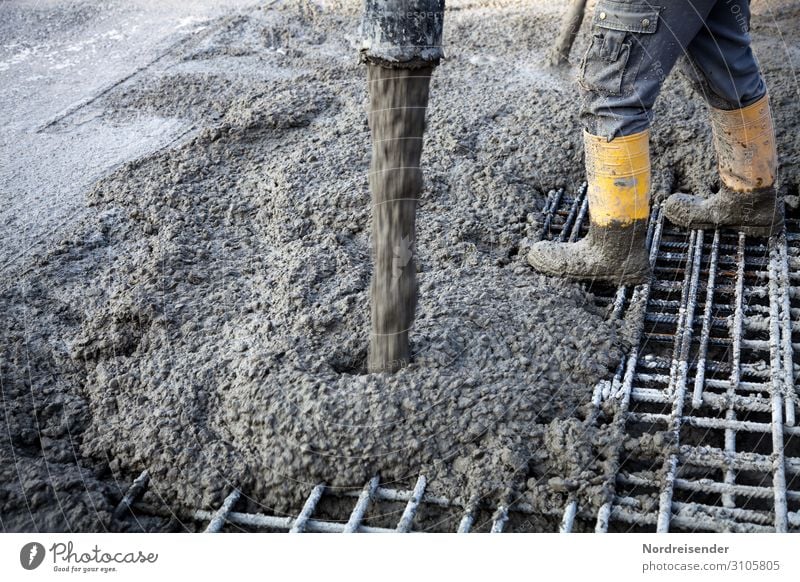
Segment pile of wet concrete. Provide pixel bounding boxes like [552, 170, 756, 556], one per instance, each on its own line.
[2, 0, 799, 531]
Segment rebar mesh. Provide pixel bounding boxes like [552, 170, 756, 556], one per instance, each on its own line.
[115, 185, 799, 533]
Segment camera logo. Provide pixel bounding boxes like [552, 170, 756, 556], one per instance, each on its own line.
[20, 542, 46, 570]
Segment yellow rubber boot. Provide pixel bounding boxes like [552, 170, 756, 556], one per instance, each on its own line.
[664, 93, 783, 236]
[527, 129, 651, 284]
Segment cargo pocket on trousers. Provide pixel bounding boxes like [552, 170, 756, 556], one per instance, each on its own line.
[579, 30, 631, 96]
[578, 1, 661, 96]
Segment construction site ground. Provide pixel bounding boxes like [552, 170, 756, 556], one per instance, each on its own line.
[1, 0, 798, 533]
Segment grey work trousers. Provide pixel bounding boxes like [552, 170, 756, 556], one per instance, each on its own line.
[580, 0, 767, 140]
[359, 1, 767, 139]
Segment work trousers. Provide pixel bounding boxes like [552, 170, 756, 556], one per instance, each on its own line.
[358, 1, 767, 140]
[580, 0, 766, 139]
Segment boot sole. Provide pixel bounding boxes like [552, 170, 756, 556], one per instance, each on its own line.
[529, 260, 651, 285]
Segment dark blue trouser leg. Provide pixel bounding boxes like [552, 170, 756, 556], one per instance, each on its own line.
[579, 0, 765, 139]
[683, 0, 766, 110]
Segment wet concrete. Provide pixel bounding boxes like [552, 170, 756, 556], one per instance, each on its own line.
[367, 64, 433, 373]
[0, 0, 261, 280]
[2, 0, 799, 531]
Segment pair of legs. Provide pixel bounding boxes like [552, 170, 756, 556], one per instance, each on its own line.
[584, 0, 765, 139]
[361, 0, 782, 371]
[528, 0, 782, 284]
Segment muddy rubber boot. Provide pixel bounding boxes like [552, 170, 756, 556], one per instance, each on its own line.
[664, 93, 783, 237]
[528, 129, 652, 285]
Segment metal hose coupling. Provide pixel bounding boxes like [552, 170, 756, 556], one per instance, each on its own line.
[359, 0, 445, 68]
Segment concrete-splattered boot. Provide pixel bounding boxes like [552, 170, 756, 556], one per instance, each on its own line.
[664, 94, 783, 237]
[527, 129, 651, 285]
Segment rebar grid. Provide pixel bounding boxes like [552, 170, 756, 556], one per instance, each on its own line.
[114, 187, 799, 533]
[601, 218, 798, 533]
[526, 188, 796, 532]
